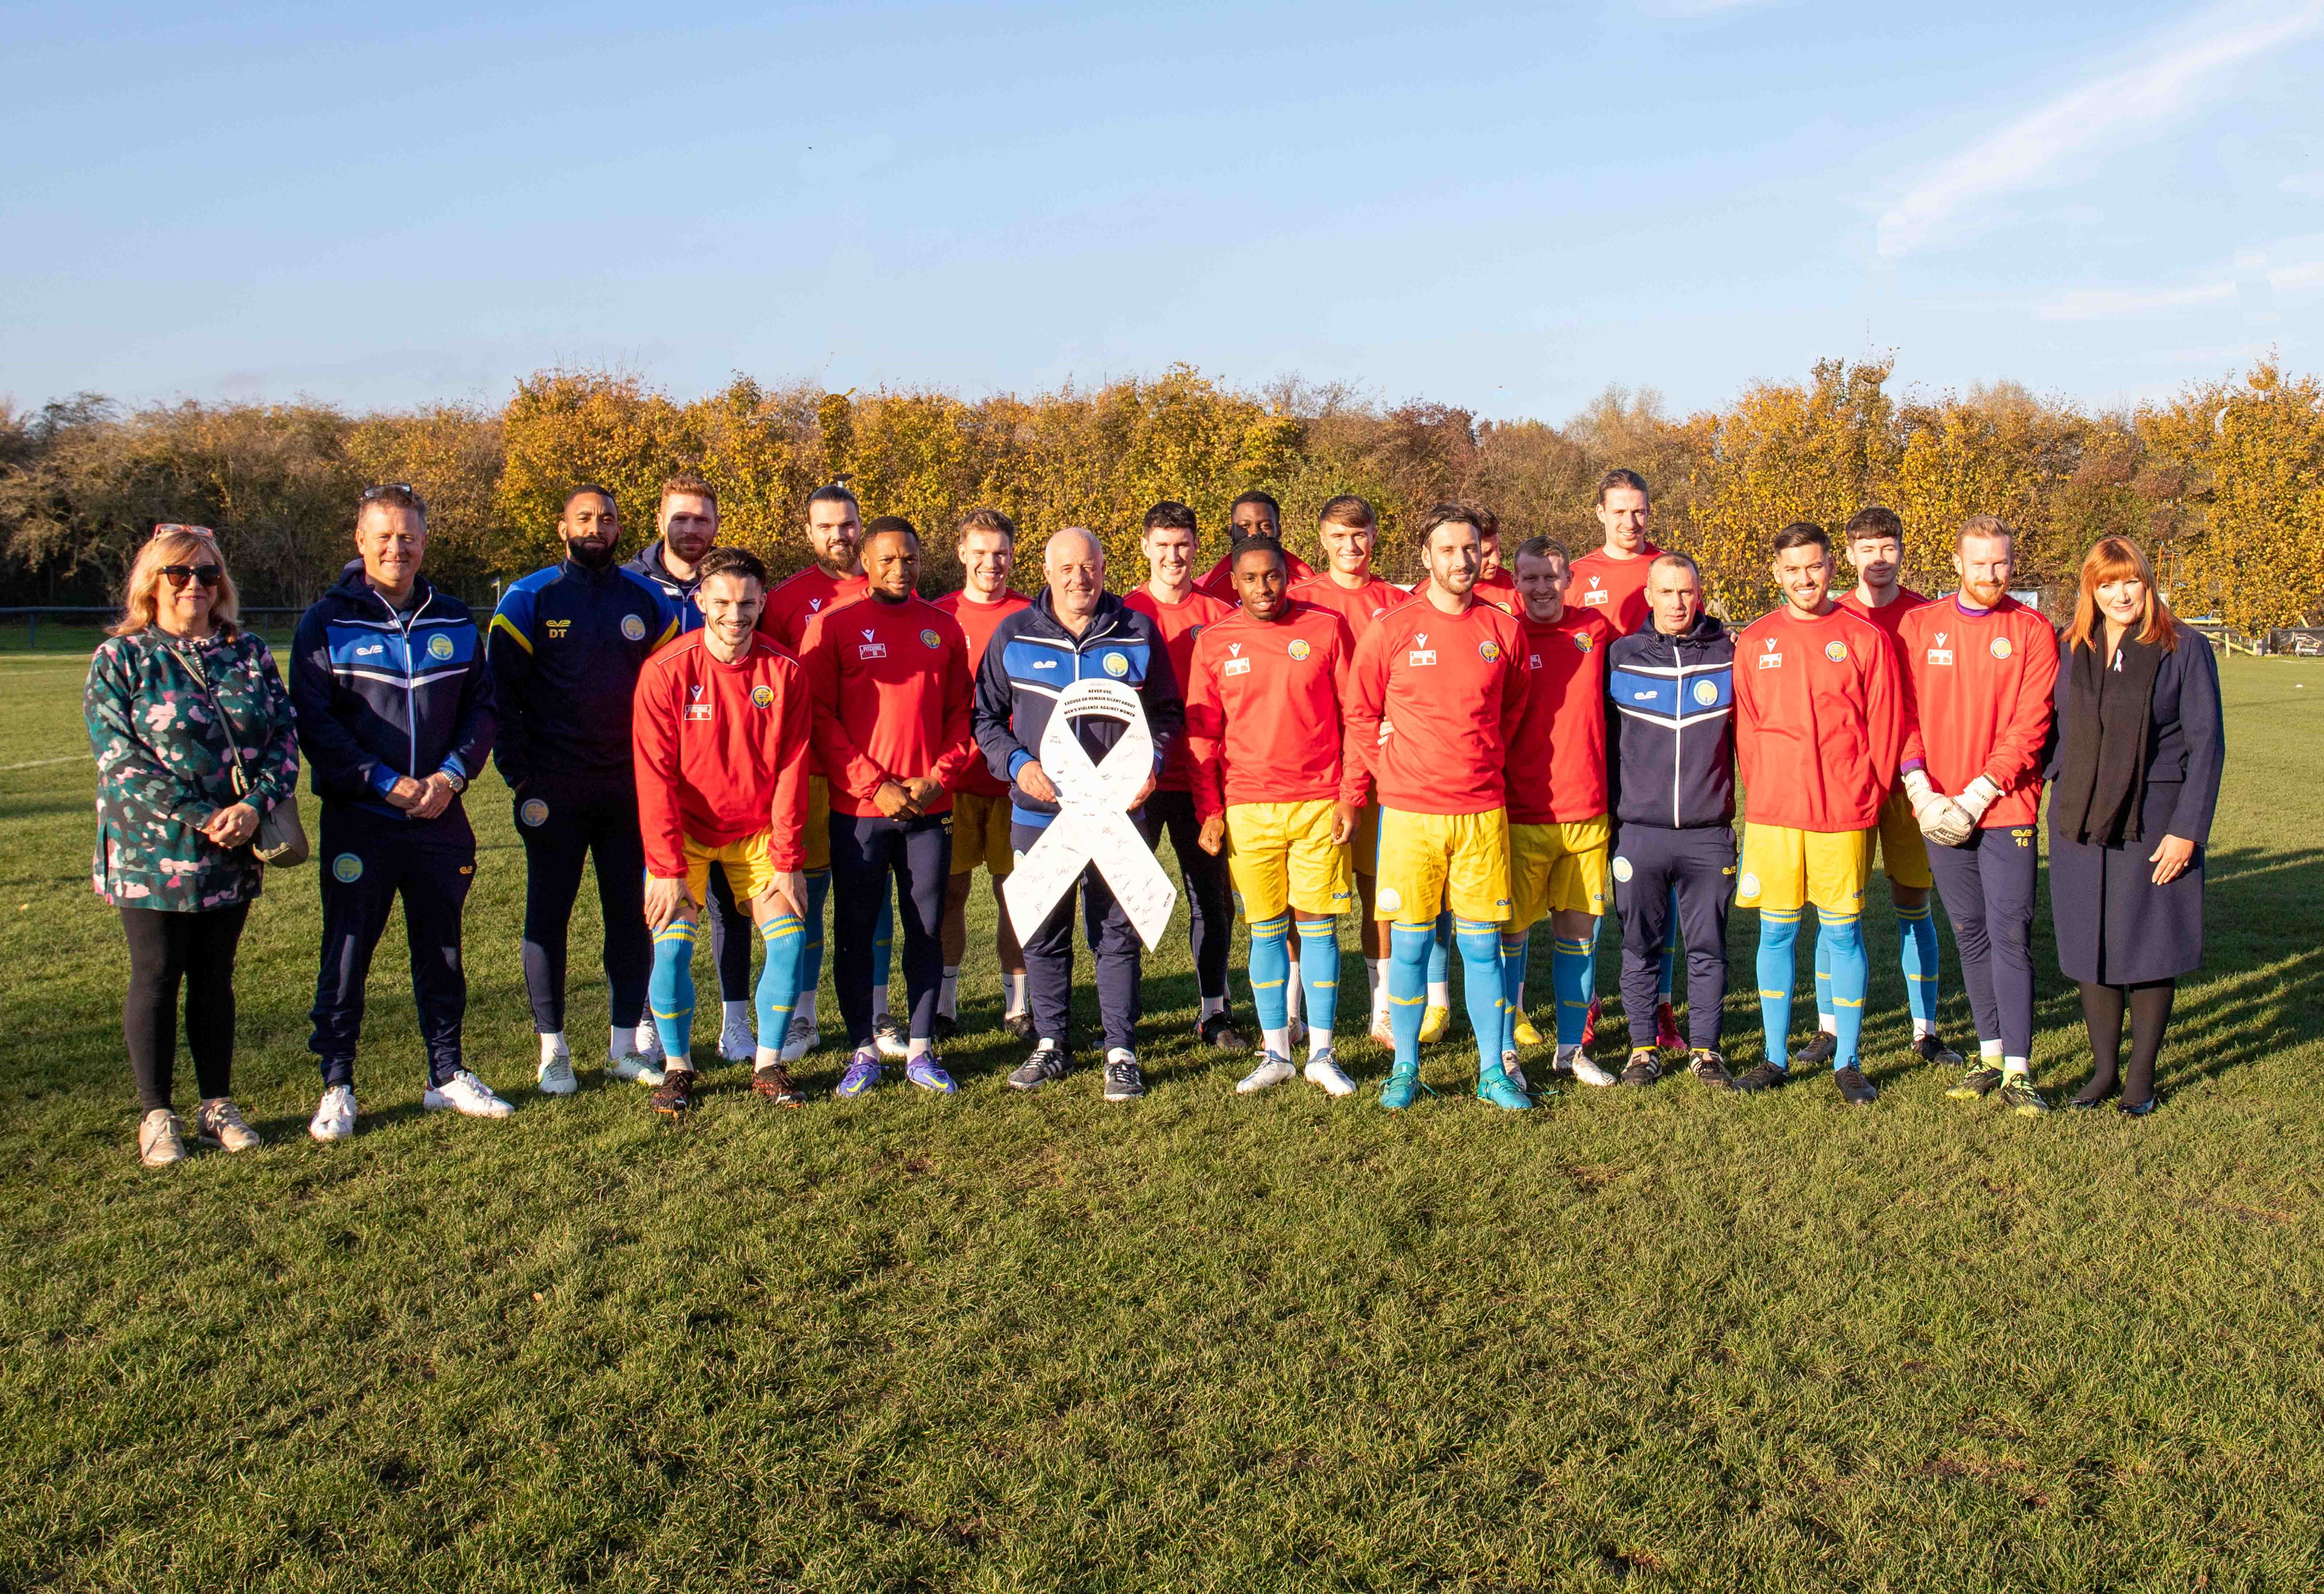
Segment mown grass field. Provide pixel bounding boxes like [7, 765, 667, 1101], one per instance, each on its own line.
[3, 647, 2321, 1592]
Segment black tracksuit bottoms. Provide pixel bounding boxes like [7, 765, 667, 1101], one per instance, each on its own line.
[830, 809, 951, 1047]
[1614, 823, 1734, 1051]
[310, 803, 475, 1089]
[513, 778, 649, 1034]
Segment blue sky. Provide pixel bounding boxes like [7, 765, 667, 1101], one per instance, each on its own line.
[5, 0, 2321, 422]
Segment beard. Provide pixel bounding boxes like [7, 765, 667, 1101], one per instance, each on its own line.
[567, 539, 617, 570]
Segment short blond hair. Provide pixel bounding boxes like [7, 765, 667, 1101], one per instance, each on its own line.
[113, 526, 240, 638]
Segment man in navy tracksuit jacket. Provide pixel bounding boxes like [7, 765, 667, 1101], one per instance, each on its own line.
[291, 492, 496, 1118]
[1604, 554, 1738, 1060]
[971, 531, 1183, 1095]
[489, 485, 681, 1087]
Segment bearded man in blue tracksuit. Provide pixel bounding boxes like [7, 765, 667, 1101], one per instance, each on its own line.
[971, 527, 1183, 1103]
[292, 484, 500, 1142]
[490, 483, 681, 1096]
[1604, 550, 1751, 1090]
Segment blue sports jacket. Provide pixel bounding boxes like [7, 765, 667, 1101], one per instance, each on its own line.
[624, 539, 705, 634]
[1605, 610, 1736, 830]
[487, 557, 680, 789]
[972, 589, 1183, 831]
[290, 563, 496, 818]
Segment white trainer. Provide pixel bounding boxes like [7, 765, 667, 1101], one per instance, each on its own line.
[1370, 1013, 1396, 1048]
[309, 1085, 358, 1143]
[195, 1097, 262, 1152]
[536, 1055, 578, 1096]
[423, 1069, 515, 1119]
[631, 1021, 666, 1068]
[1502, 1051, 1529, 1095]
[138, 1108, 188, 1166]
[1570, 1053, 1619, 1088]
[1303, 1050, 1357, 1098]
[718, 1010, 755, 1063]
[1236, 1051, 1296, 1094]
[607, 1051, 665, 1087]
[780, 1009, 819, 1064]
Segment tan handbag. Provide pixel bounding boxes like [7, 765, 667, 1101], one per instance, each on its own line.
[175, 640, 310, 867]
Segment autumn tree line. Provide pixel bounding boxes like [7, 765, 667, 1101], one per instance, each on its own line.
[3, 357, 2320, 631]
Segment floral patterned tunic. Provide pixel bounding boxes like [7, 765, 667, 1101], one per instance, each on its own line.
[84, 627, 300, 911]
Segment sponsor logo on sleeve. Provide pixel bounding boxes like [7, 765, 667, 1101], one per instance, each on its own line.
[621, 613, 647, 642]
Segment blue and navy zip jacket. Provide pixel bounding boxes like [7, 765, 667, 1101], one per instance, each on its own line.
[972, 589, 1183, 831]
[1605, 610, 1736, 830]
[289, 563, 496, 819]
[624, 539, 705, 634]
[487, 557, 681, 790]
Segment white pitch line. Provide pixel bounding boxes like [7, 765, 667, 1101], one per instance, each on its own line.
[0, 754, 88, 771]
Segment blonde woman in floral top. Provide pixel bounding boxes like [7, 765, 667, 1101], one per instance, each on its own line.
[85, 525, 299, 1166]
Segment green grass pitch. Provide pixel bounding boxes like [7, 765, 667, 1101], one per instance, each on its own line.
[3, 647, 2321, 1591]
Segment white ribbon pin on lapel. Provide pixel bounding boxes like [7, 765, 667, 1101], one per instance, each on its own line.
[1003, 677, 1178, 949]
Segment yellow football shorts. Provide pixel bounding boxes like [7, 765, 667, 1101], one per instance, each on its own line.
[948, 790, 1015, 878]
[681, 830, 783, 910]
[1374, 806, 1511, 924]
[1348, 802, 1381, 876]
[1873, 787, 1933, 891]
[1735, 823, 1874, 915]
[803, 775, 832, 873]
[1225, 799, 1355, 921]
[1507, 814, 1613, 927]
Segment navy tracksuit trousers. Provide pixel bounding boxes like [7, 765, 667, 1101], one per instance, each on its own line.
[830, 809, 951, 1047]
[1014, 813, 1151, 1054]
[1925, 822, 2040, 1059]
[310, 803, 476, 1088]
[513, 778, 649, 1034]
[1614, 823, 1734, 1052]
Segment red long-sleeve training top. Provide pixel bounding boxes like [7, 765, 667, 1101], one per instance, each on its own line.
[1896, 595, 2059, 829]
[1182, 601, 1363, 822]
[1734, 603, 1902, 832]
[1506, 609, 1614, 824]
[800, 594, 976, 818]
[633, 632, 811, 877]
[1196, 548, 1315, 603]
[1568, 543, 1664, 635]
[1124, 584, 1234, 793]
[1344, 594, 1529, 816]
[1288, 571, 1409, 641]
[931, 588, 1031, 798]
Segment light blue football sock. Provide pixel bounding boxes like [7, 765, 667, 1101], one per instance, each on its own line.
[1296, 916, 1340, 1042]
[1757, 909, 1801, 1071]
[649, 917, 700, 1061]
[1248, 912, 1292, 1037]
[1821, 912, 1869, 1070]
[1553, 934, 1594, 1047]
[1389, 922, 1432, 1068]
[1499, 927, 1531, 1054]
[1898, 901, 1939, 1030]
[1454, 918, 1506, 1076]
[755, 912, 806, 1050]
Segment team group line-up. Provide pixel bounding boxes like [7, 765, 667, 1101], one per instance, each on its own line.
[88, 471, 2224, 1165]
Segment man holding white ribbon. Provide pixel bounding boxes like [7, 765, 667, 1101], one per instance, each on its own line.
[972, 527, 1184, 1101]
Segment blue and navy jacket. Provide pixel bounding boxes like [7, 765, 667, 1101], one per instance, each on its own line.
[624, 539, 705, 635]
[290, 563, 495, 818]
[1605, 610, 1736, 830]
[487, 558, 681, 789]
[972, 589, 1183, 831]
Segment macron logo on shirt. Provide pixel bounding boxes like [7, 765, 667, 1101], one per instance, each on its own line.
[1927, 629, 1954, 666]
[1581, 577, 1609, 607]
[1758, 636, 1784, 669]
[1407, 632, 1437, 667]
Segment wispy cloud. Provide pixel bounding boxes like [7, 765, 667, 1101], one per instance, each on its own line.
[2036, 233, 2324, 319]
[1877, 0, 2324, 258]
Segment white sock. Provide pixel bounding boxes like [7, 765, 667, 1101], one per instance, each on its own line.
[871, 981, 889, 1017]
[634, 1020, 658, 1053]
[540, 1031, 567, 1064]
[1005, 971, 1028, 1017]
[1308, 1026, 1333, 1059]
[1263, 1026, 1291, 1059]
[1106, 1046, 1135, 1066]
[754, 1045, 781, 1071]
[938, 968, 959, 1018]
[1914, 1016, 1935, 1040]
[1285, 977, 1303, 1023]
[800, 989, 819, 1025]
[1818, 1013, 1838, 1036]
[723, 999, 751, 1028]
[1427, 979, 1450, 1008]
[1556, 1043, 1581, 1065]
[1200, 994, 1225, 1021]
[1365, 958, 1382, 998]
[909, 1035, 933, 1060]
[1982, 1039, 2005, 1060]
[608, 1026, 630, 1063]
[2003, 1055, 2029, 1078]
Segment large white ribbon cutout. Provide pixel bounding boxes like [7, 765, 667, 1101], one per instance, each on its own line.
[1003, 678, 1178, 950]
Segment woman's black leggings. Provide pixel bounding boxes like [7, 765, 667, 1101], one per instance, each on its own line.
[122, 903, 251, 1113]
[2075, 978, 2176, 1105]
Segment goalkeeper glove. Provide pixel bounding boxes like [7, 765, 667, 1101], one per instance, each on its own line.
[1955, 775, 2002, 825]
[1904, 770, 1974, 847]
